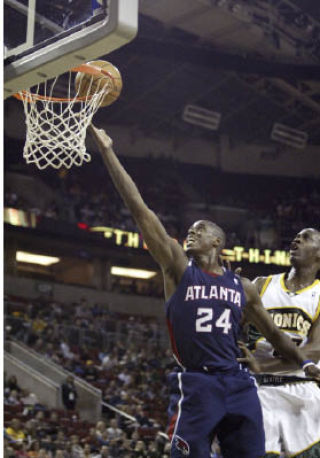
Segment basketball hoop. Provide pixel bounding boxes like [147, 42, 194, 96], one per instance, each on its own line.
[14, 63, 115, 170]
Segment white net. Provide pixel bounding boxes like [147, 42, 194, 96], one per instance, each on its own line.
[18, 71, 111, 169]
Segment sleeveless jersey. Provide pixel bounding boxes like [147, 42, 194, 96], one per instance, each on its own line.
[249, 273, 320, 376]
[165, 259, 246, 372]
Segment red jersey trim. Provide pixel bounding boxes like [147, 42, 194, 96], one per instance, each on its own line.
[166, 318, 183, 365]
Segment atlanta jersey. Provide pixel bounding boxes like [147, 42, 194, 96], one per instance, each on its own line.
[249, 273, 320, 376]
[166, 260, 265, 457]
[166, 259, 246, 372]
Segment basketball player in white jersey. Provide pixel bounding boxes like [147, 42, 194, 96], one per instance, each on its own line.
[242, 228, 320, 457]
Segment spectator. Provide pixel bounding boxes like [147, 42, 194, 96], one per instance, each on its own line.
[60, 341, 74, 360]
[38, 450, 51, 458]
[83, 360, 98, 383]
[53, 451, 66, 458]
[21, 389, 40, 415]
[14, 442, 29, 458]
[133, 440, 147, 457]
[6, 418, 26, 443]
[95, 421, 107, 439]
[70, 434, 84, 458]
[118, 367, 132, 386]
[106, 418, 122, 440]
[61, 375, 78, 411]
[91, 445, 110, 458]
[27, 440, 41, 457]
[5, 389, 22, 406]
[53, 431, 67, 450]
[5, 375, 22, 394]
[147, 441, 161, 458]
[83, 444, 91, 458]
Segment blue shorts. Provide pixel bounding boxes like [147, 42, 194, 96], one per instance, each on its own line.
[168, 370, 265, 458]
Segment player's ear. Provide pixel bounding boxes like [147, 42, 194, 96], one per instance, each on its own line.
[212, 236, 221, 249]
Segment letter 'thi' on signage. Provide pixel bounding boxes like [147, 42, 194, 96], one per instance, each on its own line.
[89, 226, 291, 267]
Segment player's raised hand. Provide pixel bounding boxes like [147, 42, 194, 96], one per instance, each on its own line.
[237, 341, 261, 373]
[88, 124, 113, 151]
[304, 364, 320, 382]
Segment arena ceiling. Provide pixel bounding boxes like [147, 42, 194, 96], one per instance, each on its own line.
[94, 0, 320, 146]
[4, 0, 320, 149]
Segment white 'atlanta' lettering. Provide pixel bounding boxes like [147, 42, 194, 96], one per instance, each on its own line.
[185, 285, 242, 307]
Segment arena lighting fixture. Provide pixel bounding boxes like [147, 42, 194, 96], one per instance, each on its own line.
[182, 104, 221, 130]
[16, 251, 60, 266]
[110, 266, 157, 279]
[271, 123, 308, 149]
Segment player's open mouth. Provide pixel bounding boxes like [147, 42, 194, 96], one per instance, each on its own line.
[289, 242, 299, 253]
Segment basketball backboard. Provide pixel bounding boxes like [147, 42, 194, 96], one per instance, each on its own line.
[4, 0, 138, 97]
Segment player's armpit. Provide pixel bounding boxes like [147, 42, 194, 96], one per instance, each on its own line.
[252, 276, 269, 295]
[137, 208, 187, 272]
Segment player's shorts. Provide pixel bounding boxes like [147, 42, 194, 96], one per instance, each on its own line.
[167, 370, 265, 458]
[258, 382, 320, 456]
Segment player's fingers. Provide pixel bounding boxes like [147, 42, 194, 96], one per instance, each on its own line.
[237, 357, 249, 363]
[89, 123, 104, 135]
[235, 267, 242, 276]
[88, 124, 96, 134]
[88, 124, 103, 139]
[238, 342, 252, 357]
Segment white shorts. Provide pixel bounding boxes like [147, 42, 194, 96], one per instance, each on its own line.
[258, 382, 320, 456]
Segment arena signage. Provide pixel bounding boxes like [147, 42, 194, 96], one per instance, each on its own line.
[4, 208, 37, 228]
[90, 226, 291, 266]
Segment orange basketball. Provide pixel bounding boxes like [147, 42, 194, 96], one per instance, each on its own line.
[74, 60, 122, 107]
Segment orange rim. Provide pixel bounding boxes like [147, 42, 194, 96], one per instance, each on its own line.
[13, 62, 114, 102]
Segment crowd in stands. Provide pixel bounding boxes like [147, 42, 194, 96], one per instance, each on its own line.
[5, 296, 170, 420]
[5, 156, 320, 251]
[5, 295, 223, 457]
[4, 375, 171, 457]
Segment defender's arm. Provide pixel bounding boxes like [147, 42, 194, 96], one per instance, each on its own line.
[256, 315, 320, 373]
[252, 276, 320, 372]
[242, 278, 320, 380]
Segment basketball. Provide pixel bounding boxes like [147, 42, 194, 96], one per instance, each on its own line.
[74, 60, 123, 107]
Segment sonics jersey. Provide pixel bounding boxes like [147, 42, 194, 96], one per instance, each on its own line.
[166, 259, 246, 372]
[249, 273, 320, 376]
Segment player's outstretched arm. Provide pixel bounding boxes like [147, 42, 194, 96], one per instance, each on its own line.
[88, 124, 187, 274]
[254, 314, 320, 373]
[242, 277, 320, 381]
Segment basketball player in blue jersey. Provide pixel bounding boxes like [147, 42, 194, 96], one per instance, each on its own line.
[88, 125, 320, 458]
[238, 228, 320, 458]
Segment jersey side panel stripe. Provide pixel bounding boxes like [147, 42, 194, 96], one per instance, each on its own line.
[260, 275, 273, 297]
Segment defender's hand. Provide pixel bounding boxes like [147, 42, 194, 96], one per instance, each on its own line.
[219, 256, 242, 276]
[304, 364, 320, 382]
[237, 341, 261, 373]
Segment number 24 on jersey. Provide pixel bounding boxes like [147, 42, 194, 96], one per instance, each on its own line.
[196, 307, 232, 334]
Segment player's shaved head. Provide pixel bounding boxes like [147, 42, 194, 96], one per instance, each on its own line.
[309, 228, 320, 239]
[298, 228, 320, 244]
[186, 220, 226, 257]
[202, 220, 226, 253]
